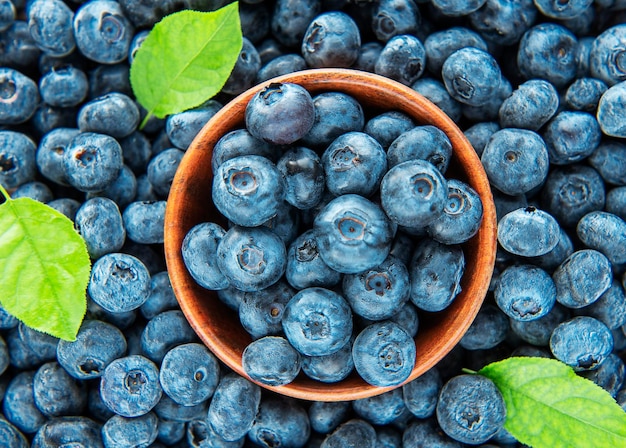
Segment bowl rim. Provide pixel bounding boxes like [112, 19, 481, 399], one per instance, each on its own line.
[164, 68, 497, 401]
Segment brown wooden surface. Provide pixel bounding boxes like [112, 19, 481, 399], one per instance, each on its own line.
[164, 68, 498, 401]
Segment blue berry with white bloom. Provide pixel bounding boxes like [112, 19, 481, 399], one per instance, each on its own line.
[386, 125, 452, 173]
[242, 336, 301, 386]
[498, 207, 560, 257]
[0, 68, 39, 125]
[550, 316, 614, 371]
[442, 47, 502, 107]
[239, 280, 294, 339]
[498, 79, 559, 130]
[39, 66, 88, 107]
[182, 222, 229, 291]
[102, 412, 158, 448]
[597, 81, 626, 138]
[75, 197, 126, 259]
[375, 34, 426, 86]
[301, 338, 354, 383]
[277, 146, 325, 210]
[27, 0, 75, 57]
[553, 249, 612, 309]
[543, 111, 601, 165]
[495, 265, 556, 322]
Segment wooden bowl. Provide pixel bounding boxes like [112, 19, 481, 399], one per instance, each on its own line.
[164, 68, 497, 401]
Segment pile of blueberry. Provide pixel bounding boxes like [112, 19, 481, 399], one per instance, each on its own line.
[0, 0, 626, 447]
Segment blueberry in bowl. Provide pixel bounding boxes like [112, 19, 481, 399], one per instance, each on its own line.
[164, 68, 497, 401]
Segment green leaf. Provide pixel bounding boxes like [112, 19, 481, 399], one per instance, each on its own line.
[0, 187, 91, 341]
[479, 357, 626, 448]
[130, 2, 243, 123]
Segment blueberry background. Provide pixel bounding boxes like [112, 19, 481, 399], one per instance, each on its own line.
[1, 0, 626, 446]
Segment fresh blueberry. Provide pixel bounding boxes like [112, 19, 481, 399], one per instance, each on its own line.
[2, 371, 47, 434]
[564, 77, 608, 112]
[402, 419, 461, 448]
[285, 229, 341, 290]
[423, 27, 488, 75]
[313, 194, 394, 274]
[353, 41, 383, 72]
[543, 111, 602, 165]
[0, 67, 39, 125]
[322, 131, 387, 197]
[364, 111, 414, 150]
[589, 24, 626, 86]
[409, 238, 464, 312]
[239, 1, 270, 44]
[495, 264, 557, 322]
[261, 199, 300, 245]
[276, 146, 325, 210]
[301, 92, 365, 149]
[33, 361, 87, 417]
[75, 197, 125, 259]
[248, 397, 310, 447]
[245, 82, 315, 145]
[207, 372, 261, 442]
[153, 394, 207, 423]
[321, 419, 376, 448]
[459, 304, 509, 350]
[509, 303, 569, 346]
[597, 81, 626, 138]
[436, 374, 506, 445]
[86, 163, 137, 210]
[517, 23, 578, 89]
[222, 37, 261, 95]
[371, 0, 420, 42]
[461, 73, 513, 123]
[73, 0, 134, 64]
[256, 53, 307, 83]
[159, 343, 219, 406]
[157, 419, 186, 446]
[389, 301, 420, 338]
[139, 271, 178, 320]
[239, 280, 294, 339]
[211, 129, 278, 174]
[11, 180, 53, 202]
[353, 388, 407, 426]
[576, 282, 626, 331]
[352, 321, 416, 387]
[431, 0, 485, 16]
[606, 186, 626, 220]
[442, 47, 502, 107]
[588, 140, 626, 187]
[182, 222, 229, 291]
[146, 147, 184, 197]
[301, 338, 355, 383]
[553, 249, 613, 309]
[78, 92, 140, 138]
[31, 417, 103, 448]
[88, 252, 151, 313]
[497, 207, 560, 257]
[127, 29, 149, 64]
[100, 354, 162, 417]
[308, 401, 350, 434]
[216, 225, 286, 292]
[0, 0, 15, 32]
[140, 310, 197, 364]
[56, 319, 127, 380]
[119, 131, 152, 174]
[271, 0, 321, 48]
[387, 125, 452, 173]
[87, 62, 132, 99]
[577, 211, 626, 265]
[122, 200, 166, 244]
[402, 367, 441, 419]
[6, 324, 57, 370]
[164, 99, 222, 150]
[242, 335, 301, 386]
[579, 353, 626, 397]
[0, 21, 41, 70]
[498, 79, 559, 130]
[550, 316, 613, 371]
[39, 66, 88, 108]
[534, 0, 592, 18]
[301, 12, 361, 68]
[463, 121, 499, 157]
[411, 77, 463, 123]
[186, 418, 243, 447]
[375, 34, 426, 86]
[27, 0, 75, 57]
[102, 412, 158, 447]
[541, 164, 606, 228]
[468, 0, 537, 46]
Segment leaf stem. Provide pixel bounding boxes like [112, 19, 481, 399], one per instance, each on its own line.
[139, 111, 154, 130]
[462, 368, 478, 374]
[0, 183, 11, 202]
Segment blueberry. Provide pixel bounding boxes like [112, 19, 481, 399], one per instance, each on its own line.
[402, 419, 461, 448]
[239, 280, 294, 339]
[239, 1, 270, 44]
[321, 419, 376, 448]
[436, 374, 506, 445]
[0, 68, 39, 125]
[353, 41, 383, 72]
[87, 163, 137, 209]
[423, 27, 488, 74]
[207, 372, 261, 442]
[186, 418, 242, 447]
[343, 254, 409, 321]
[352, 321, 416, 387]
[248, 397, 310, 448]
[87, 62, 132, 99]
[577, 211, 626, 265]
[517, 23, 578, 89]
[271, 0, 321, 48]
[0, 0, 15, 32]
[139, 271, 178, 320]
[0, 21, 41, 70]
[27, 0, 75, 57]
[461, 74, 513, 123]
[497, 206, 560, 257]
[78, 92, 140, 138]
[535, 0, 592, 18]
[182, 222, 229, 291]
[579, 353, 626, 397]
[543, 111, 602, 165]
[322, 131, 387, 197]
[388, 301, 420, 338]
[402, 367, 442, 419]
[301, 12, 361, 68]
[100, 354, 162, 417]
[12, 180, 53, 202]
[276, 146, 325, 210]
[409, 238, 465, 312]
[122, 200, 166, 244]
[459, 304, 509, 350]
[6, 324, 57, 370]
[589, 24, 626, 86]
[541, 164, 606, 228]
[36, 129, 78, 186]
[364, 111, 415, 150]
[2, 371, 47, 434]
[550, 316, 614, 371]
[411, 77, 463, 123]
[39, 66, 88, 107]
[509, 303, 570, 346]
[577, 281, 626, 331]
[102, 412, 158, 447]
[119, 131, 152, 174]
[301, 92, 365, 149]
[242, 335, 301, 386]
[75, 197, 126, 259]
[442, 47, 502, 107]
[164, 99, 222, 151]
[463, 121, 499, 157]
[375, 34, 426, 86]
[88, 252, 151, 313]
[63, 132, 123, 193]
[313, 194, 394, 274]
[301, 338, 354, 382]
[222, 37, 261, 95]
[211, 129, 278, 174]
[553, 249, 613, 309]
[371, 0, 420, 42]
[159, 343, 219, 406]
[140, 310, 197, 363]
[216, 225, 286, 292]
[597, 81, 626, 138]
[153, 394, 207, 423]
[73, 0, 134, 64]
[308, 401, 350, 434]
[387, 125, 452, 173]
[588, 141, 626, 187]
[31, 417, 103, 448]
[245, 82, 315, 145]
[146, 147, 184, 197]
[256, 53, 307, 83]
[564, 77, 608, 112]
[606, 186, 626, 220]
[468, 0, 537, 46]
[353, 388, 407, 426]
[261, 199, 300, 245]
[56, 319, 127, 380]
[127, 29, 149, 64]
[495, 264, 557, 322]
[33, 361, 87, 417]
[498, 79, 559, 130]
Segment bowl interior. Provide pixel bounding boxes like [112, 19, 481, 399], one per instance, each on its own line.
[164, 68, 497, 401]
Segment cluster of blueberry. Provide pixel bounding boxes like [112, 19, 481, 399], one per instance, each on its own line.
[182, 81, 484, 389]
[0, 0, 626, 447]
